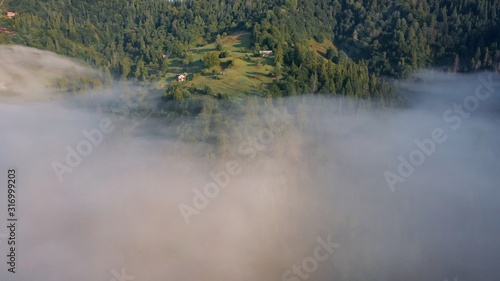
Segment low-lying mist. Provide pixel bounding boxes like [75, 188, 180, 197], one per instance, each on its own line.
[1, 46, 500, 281]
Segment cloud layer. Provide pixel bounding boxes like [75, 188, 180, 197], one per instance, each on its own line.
[1, 47, 500, 281]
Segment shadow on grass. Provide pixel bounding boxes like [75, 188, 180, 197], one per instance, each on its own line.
[246, 71, 271, 78]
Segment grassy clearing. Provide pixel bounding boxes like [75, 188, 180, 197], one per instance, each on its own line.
[163, 32, 275, 97]
[308, 38, 337, 59]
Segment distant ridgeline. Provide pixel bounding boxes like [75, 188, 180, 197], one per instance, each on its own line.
[2, 0, 499, 100]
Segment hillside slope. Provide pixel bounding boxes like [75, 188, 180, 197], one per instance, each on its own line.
[1, 0, 499, 98]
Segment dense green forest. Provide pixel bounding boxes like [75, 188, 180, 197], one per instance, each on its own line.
[2, 0, 499, 92]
